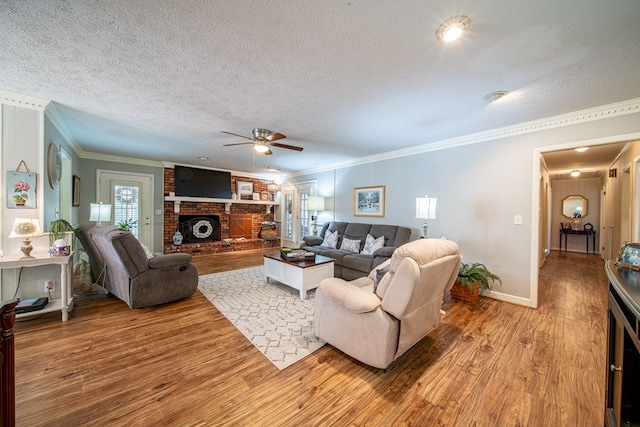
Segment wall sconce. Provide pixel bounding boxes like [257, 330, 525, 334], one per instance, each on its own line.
[9, 218, 44, 259]
[89, 202, 112, 226]
[307, 196, 325, 236]
[415, 196, 437, 238]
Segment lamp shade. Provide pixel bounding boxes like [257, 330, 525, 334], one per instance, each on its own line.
[89, 202, 112, 224]
[9, 218, 44, 239]
[308, 196, 325, 211]
[415, 197, 437, 220]
[267, 183, 280, 192]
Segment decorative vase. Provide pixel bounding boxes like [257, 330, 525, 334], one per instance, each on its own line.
[450, 280, 480, 303]
[172, 231, 183, 245]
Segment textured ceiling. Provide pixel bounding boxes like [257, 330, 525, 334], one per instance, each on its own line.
[1, 0, 640, 175]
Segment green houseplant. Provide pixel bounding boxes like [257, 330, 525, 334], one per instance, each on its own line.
[451, 262, 502, 303]
[117, 218, 137, 231]
[49, 219, 77, 257]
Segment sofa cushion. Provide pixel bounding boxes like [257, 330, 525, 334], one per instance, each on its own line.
[321, 229, 339, 248]
[361, 234, 385, 255]
[340, 237, 361, 253]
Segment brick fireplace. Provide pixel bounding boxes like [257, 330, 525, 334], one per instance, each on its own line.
[163, 168, 280, 255]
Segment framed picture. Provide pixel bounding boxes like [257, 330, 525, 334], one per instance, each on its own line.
[354, 185, 385, 217]
[615, 243, 640, 271]
[252, 192, 260, 201]
[236, 180, 254, 198]
[7, 171, 37, 209]
[72, 175, 81, 207]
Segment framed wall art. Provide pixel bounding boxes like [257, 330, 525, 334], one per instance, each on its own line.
[7, 171, 37, 209]
[354, 185, 385, 217]
[236, 180, 254, 199]
[72, 175, 81, 207]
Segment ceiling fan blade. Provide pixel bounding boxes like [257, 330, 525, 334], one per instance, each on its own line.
[223, 142, 254, 147]
[266, 132, 286, 142]
[271, 142, 303, 151]
[221, 131, 253, 140]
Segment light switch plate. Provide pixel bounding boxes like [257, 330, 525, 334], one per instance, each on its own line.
[514, 215, 523, 225]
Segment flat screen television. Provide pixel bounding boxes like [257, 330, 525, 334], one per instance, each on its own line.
[174, 166, 232, 199]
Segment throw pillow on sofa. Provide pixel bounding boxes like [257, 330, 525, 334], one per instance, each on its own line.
[321, 229, 339, 248]
[361, 234, 385, 255]
[340, 237, 361, 253]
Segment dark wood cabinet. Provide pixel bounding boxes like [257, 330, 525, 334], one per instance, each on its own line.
[605, 261, 640, 426]
[1, 299, 18, 427]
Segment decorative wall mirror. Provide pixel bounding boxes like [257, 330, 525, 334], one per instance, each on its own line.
[562, 195, 588, 218]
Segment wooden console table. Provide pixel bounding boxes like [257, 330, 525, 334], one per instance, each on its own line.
[559, 228, 596, 253]
[0, 252, 74, 322]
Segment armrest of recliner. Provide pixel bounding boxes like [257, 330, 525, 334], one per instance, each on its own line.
[148, 253, 193, 269]
[319, 277, 381, 313]
[302, 235, 323, 246]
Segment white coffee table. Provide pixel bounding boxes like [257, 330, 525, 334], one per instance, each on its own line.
[263, 253, 335, 299]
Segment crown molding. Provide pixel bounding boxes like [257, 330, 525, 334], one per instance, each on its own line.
[287, 97, 640, 179]
[0, 89, 49, 111]
[79, 151, 164, 168]
[44, 103, 86, 156]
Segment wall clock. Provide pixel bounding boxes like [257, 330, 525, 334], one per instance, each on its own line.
[47, 142, 61, 189]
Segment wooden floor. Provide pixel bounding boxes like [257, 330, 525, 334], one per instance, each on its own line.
[13, 249, 608, 426]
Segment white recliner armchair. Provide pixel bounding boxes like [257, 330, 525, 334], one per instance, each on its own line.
[314, 238, 461, 369]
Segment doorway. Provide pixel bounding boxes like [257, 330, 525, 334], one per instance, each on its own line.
[96, 169, 154, 250]
[280, 181, 316, 248]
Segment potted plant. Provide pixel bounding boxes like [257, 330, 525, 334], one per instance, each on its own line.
[49, 219, 76, 257]
[117, 218, 137, 231]
[451, 262, 502, 303]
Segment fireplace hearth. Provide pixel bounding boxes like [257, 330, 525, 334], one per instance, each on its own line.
[178, 215, 220, 243]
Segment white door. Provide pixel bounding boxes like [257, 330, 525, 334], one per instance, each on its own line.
[97, 170, 154, 250]
[280, 181, 316, 248]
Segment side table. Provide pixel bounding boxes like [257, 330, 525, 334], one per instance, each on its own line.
[0, 252, 74, 322]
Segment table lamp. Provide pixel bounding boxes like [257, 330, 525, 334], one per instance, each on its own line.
[9, 218, 44, 259]
[308, 196, 325, 236]
[415, 196, 437, 238]
[89, 202, 112, 226]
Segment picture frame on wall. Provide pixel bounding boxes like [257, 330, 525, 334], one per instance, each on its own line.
[236, 180, 254, 199]
[7, 171, 37, 209]
[354, 185, 385, 217]
[72, 175, 81, 207]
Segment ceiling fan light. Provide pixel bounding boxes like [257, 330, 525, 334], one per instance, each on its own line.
[253, 143, 270, 153]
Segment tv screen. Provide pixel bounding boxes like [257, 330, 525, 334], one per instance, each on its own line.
[174, 166, 232, 199]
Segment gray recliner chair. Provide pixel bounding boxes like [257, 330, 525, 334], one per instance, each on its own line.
[314, 238, 461, 369]
[76, 225, 198, 308]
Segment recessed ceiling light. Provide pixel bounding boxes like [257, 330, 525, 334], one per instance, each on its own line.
[198, 156, 208, 161]
[483, 90, 509, 103]
[436, 15, 471, 42]
[570, 170, 581, 177]
[574, 147, 589, 152]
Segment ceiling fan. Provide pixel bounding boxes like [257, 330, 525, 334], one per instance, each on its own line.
[222, 128, 303, 155]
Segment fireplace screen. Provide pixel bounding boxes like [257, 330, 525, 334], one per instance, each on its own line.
[178, 215, 220, 243]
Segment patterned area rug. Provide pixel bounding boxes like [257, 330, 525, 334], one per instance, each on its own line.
[198, 266, 325, 370]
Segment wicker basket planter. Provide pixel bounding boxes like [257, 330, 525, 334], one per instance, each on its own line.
[450, 280, 480, 303]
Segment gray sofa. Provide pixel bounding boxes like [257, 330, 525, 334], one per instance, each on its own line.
[300, 222, 411, 280]
[76, 225, 198, 308]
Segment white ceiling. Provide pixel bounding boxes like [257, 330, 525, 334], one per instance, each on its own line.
[2, 1, 639, 175]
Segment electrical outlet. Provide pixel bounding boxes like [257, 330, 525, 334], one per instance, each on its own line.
[44, 280, 55, 292]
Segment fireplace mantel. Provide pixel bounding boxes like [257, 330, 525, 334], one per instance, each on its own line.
[165, 195, 275, 214]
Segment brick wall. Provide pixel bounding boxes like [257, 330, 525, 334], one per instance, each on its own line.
[163, 168, 279, 255]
